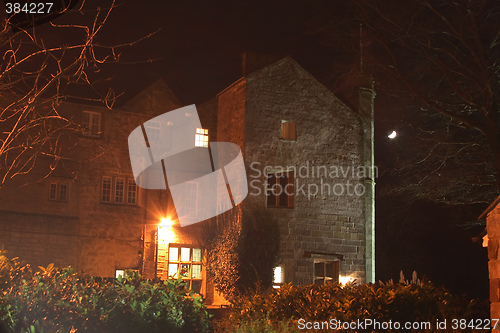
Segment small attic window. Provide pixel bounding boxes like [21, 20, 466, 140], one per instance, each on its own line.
[281, 120, 296, 141]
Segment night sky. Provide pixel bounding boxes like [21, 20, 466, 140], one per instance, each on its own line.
[21, 0, 492, 298]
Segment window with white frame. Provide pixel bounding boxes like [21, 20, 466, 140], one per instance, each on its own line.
[177, 182, 198, 218]
[82, 111, 102, 137]
[145, 120, 161, 144]
[114, 178, 125, 203]
[127, 179, 137, 204]
[195, 128, 208, 147]
[102, 176, 137, 204]
[49, 182, 69, 201]
[167, 245, 203, 293]
[314, 261, 340, 285]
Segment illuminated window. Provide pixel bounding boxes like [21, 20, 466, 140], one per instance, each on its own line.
[102, 176, 137, 205]
[281, 120, 296, 141]
[82, 111, 101, 137]
[49, 182, 69, 202]
[167, 245, 203, 293]
[266, 170, 294, 208]
[314, 261, 339, 285]
[195, 128, 208, 148]
[115, 269, 139, 279]
[273, 266, 283, 288]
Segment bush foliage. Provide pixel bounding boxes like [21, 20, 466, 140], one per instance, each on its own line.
[217, 274, 489, 333]
[202, 204, 280, 301]
[0, 252, 210, 333]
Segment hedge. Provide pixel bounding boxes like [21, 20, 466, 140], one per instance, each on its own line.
[216, 274, 489, 332]
[0, 252, 210, 333]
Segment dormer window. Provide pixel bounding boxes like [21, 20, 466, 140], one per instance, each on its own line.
[82, 111, 101, 137]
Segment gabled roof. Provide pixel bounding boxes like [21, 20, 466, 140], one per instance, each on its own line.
[122, 79, 181, 116]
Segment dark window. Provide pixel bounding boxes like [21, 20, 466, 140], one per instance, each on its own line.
[102, 177, 112, 202]
[82, 111, 101, 137]
[266, 171, 294, 208]
[59, 184, 68, 201]
[49, 183, 57, 200]
[281, 120, 296, 141]
[314, 261, 340, 285]
[49, 182, 69, 201]
[102, 176, 137, 205]
[114, 178, 125, 203]
[127, 179, 137, 204]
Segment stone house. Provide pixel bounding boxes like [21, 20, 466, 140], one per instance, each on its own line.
[479, 194, 500, 330]
[0, 55, 375, 305]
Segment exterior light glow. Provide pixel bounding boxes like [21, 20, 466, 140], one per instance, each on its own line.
[160, 217, 172, 227]
[388, 130, 397, 139]
[158, 217, 175, 244]
[339, 276, 354, 285]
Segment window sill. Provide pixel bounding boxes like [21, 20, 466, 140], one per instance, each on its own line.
[266, 205, 294, 209]
[100, 201, 139, 207]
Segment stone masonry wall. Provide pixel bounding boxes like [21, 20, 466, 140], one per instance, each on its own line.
[241, 57, 367, 285]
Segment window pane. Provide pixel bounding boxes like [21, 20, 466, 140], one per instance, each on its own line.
[314, 263, 324, 277]
[115, 178, 124, 203]
[102, 177, 112, 202]
[127, 180, 137, 204]
[146, 121, 161, 143]
[168, 264, 178, 278]
[180, 247, 190, 261]
[325, 262, 334, 278]
[266, 173, 277, 207]
[178, 183, 198, 218]
[273, 266, 282, 284]
[192, 264, 202, 279]
[91, 114, 100, 135]
[169, 247, 179, 261]
[115, 270, 125, 279]
[192, 280, 202, 293]
[59, 184, 67, 201]
[281, 121, 296, 141]
[195, 128, 209, 148]
[180, 264, 190, 278]
[82, 112, 90, 133]
[49, 183, 57, 200]
[278, 173, 289, 207]
[192, 248, 202, 262]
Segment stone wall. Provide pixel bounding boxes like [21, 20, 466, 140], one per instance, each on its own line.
[0, 82, 181, 277]
[217, 57, 368, 285]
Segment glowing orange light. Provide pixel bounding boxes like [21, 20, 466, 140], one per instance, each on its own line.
[160, 217, 172, 227]
[339, 276, 354, 285]
[158, 217, 175, 244]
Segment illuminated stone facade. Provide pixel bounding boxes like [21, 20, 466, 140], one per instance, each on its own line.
[0, 56, 375, 305]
